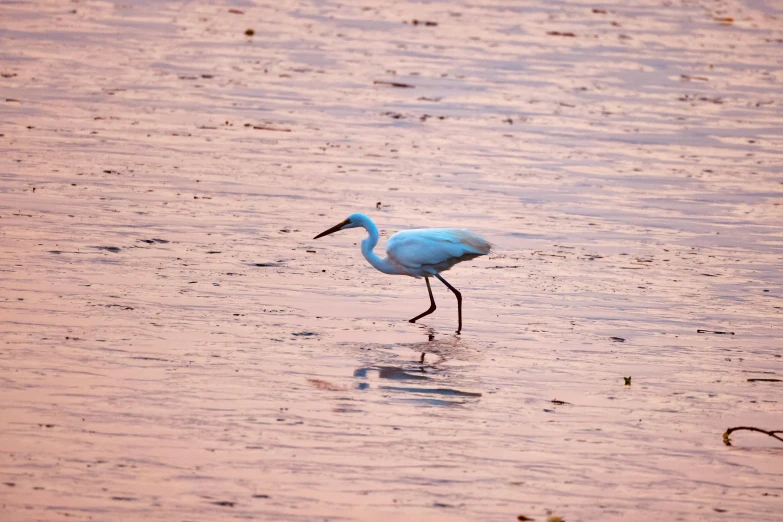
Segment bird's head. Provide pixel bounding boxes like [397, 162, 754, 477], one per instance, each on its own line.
[313, 213, 364, 239]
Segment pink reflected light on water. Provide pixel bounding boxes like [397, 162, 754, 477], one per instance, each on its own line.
[1, 0, 782, 520]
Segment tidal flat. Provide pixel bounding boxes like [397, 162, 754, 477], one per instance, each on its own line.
[1, 0, 782, 520]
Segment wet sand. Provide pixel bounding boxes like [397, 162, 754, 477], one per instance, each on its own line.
[1, 0, 782, 520]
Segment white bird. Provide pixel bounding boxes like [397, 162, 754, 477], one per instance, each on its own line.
[314, 213, 492, 333]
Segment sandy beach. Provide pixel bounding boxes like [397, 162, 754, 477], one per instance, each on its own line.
[1, 0, 782, 520]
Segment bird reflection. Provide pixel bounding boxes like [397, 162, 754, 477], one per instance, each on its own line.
[405, 325, 470, 366]
[418, 328, 436, 363]
[352, 327, 480, 404]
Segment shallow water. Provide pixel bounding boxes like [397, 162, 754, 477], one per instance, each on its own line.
[1, 0, 782, 520]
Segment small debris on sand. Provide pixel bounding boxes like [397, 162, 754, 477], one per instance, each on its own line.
[374, 80, 415, 88]
[308, 379, 347, 391]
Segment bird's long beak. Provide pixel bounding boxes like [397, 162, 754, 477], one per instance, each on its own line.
[314, 219, 349, 239]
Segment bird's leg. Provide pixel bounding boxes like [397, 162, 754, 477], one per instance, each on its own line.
[409, 277, 437, 323]
[434, 274, 462, 334]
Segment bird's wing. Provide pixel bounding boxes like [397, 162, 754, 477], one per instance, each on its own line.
[386, 228, 492, 269]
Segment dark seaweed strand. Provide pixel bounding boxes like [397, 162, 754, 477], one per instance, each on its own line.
[723, 426, 783, 446]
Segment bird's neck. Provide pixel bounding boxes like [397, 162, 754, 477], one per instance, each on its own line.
[359, 217, 399, 275]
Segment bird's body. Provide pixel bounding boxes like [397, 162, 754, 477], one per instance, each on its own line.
[385, 228, 491, 277]
[314, 213, 491, 332]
